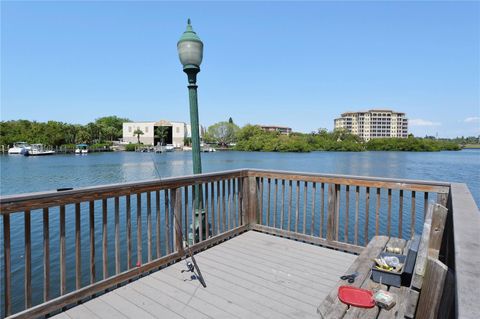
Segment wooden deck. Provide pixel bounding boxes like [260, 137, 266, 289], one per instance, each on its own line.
[53, 231, 356, 319]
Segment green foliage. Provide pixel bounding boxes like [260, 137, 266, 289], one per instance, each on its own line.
[155, 126, 169, 145]
[125, 143, 142, 151]
[234, 125, 460, 153]
[204, 121, 240, 146]
[133, 129, 144, 144]
[0, 116, 131, 147]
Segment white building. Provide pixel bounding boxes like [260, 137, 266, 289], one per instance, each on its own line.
[122, 120, 194, 147]
[334, 109, 408, 141]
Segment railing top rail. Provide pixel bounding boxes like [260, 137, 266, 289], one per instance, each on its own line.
[246, 168, 451, 188]
[0, 169, 247, 214]
[450, 183, 480, 318]
[1, 168, 452, 215]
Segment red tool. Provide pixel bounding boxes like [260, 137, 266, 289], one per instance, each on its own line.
[337, 286, 375, 308]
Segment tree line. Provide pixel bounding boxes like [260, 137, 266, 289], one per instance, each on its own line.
[0, 116, 129, 147]
[203, 120, 463, 152]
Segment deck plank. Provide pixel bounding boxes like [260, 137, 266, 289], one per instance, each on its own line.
[52, 230, 357, 319]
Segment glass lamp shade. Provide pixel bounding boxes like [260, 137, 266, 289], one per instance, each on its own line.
[177, 40, 203, 67]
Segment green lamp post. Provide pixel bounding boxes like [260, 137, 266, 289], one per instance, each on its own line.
[177, 18, 203, 176]
[178, 19, 208, 243]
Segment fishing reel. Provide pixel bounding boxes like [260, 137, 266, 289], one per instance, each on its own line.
[181, 261, 195, 274]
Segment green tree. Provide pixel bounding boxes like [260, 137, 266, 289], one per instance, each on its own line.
[133, 129, 144, 144]
[155, 126, 169, 146]
[205, 121, 240, 147]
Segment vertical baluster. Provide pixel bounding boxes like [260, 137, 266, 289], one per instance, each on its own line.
[156, 191, 161, 259]
[102, 199, 108, 278]
[354, 186, 359, 245]
[302, 182, 307, 234]
[115, 197, 120, 274]
[399, 190, 404, 238]
[75, 203, 81, 289]
[126, 195, 132, 269]
[345, 185, 350, 242]
[310, 182, 316, 236]
[364, 187, 370, 245]
[222, 180, 227, 232]
[211, 183, 216, 235]
[227, 179, 232, 231]
[147, 192, 152, 262]
[238, 178, 243, 226]
[267, 178, 271, 227]
[43, 208, 50, 302]
[232, 179, 237, 228]
[375, 188, 381, 236]
[411, 191, 416, 238]
[424, 192, 429, 218]
[3, 214, 11, 317]
[295, 180, 300, 233]
[335, 185, 340, 241]
[273, 179, 278, 228]
[320, 183, 325, 238]
[199, 184, 204, 241]
[165, 190, 171, 253]
[89, 201, 96, 282]
[172, 188, 183, 254]
[184, 187, 189, 239]
[387, 189, 392, 237]
[281, 180, 285, 229]
[60, 205, 66, 295]
[191, 186, 196, 244]
[136, 194, 142, 265]
[288, 180, 293, 231]
[205, 182, 210, 238]
[216, 181, 221, 234]
[24, 210, 32, 308]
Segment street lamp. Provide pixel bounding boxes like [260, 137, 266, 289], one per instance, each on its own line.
[178, 19, 207, 242]
[178, 18, 203, 176]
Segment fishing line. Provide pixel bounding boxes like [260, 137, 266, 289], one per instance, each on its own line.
[149, 149, 207, 288]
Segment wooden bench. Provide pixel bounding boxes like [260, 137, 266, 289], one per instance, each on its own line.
[317, 203, 449, 319]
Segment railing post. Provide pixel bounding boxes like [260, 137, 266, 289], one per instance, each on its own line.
[172, 188, 184, 255]
[327, 184, 338, 241]
[245, 175, 258, 228]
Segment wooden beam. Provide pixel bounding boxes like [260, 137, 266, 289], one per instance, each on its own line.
[416, 257, 448, 319]
[251, 224, 363, 254]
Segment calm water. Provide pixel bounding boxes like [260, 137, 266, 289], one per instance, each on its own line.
[1, 150, 479, 202]
[1, 150, 479, 314]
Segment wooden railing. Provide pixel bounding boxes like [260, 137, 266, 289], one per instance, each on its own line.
[0, 168, 462, 318]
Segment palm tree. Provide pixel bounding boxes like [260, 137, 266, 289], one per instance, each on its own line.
[155, 126, 169, 146]
[133, 129, 144, 144]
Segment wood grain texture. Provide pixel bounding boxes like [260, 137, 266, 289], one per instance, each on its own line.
[75, 203, 81, 289]
[24, 210, 32, 308]
[43, 208, 50, 302]
[416, 257, 448, 319]
[60, 205, 66, 295]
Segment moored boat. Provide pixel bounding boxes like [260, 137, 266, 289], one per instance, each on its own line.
[8, 142, 31, 155]
[75, 144, 89, 154]
[24, 144, 55, 156]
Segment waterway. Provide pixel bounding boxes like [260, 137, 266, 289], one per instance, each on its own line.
[1, 150, 479, 314]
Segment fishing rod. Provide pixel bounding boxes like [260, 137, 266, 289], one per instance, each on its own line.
[149, 151, 207, 288]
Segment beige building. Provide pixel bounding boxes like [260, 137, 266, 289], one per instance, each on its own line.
[122, 120, 194, 147]
[334, 109, 408, 141]
[259, 125, 292, 135]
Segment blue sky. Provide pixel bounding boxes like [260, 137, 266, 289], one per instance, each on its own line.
[1, 1, 479, 138]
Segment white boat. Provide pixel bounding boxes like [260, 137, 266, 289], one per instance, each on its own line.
[8, 142, 31, 155]
[165, 144, 175, 152]
[75, 144, 89, 155]
[24, 144, 55, 156]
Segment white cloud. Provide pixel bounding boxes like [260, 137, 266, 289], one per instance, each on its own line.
[409, 119, 441, 127]
[464, 117, 480, 123]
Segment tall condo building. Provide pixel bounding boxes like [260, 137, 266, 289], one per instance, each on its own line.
[334, 109, 408, 141]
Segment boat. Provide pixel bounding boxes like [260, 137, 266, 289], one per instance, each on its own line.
[24, 144, 55, 156]
[8, 142, 31, 155]
[75, 144, 89, 154]
[165, 144, 175, 152]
